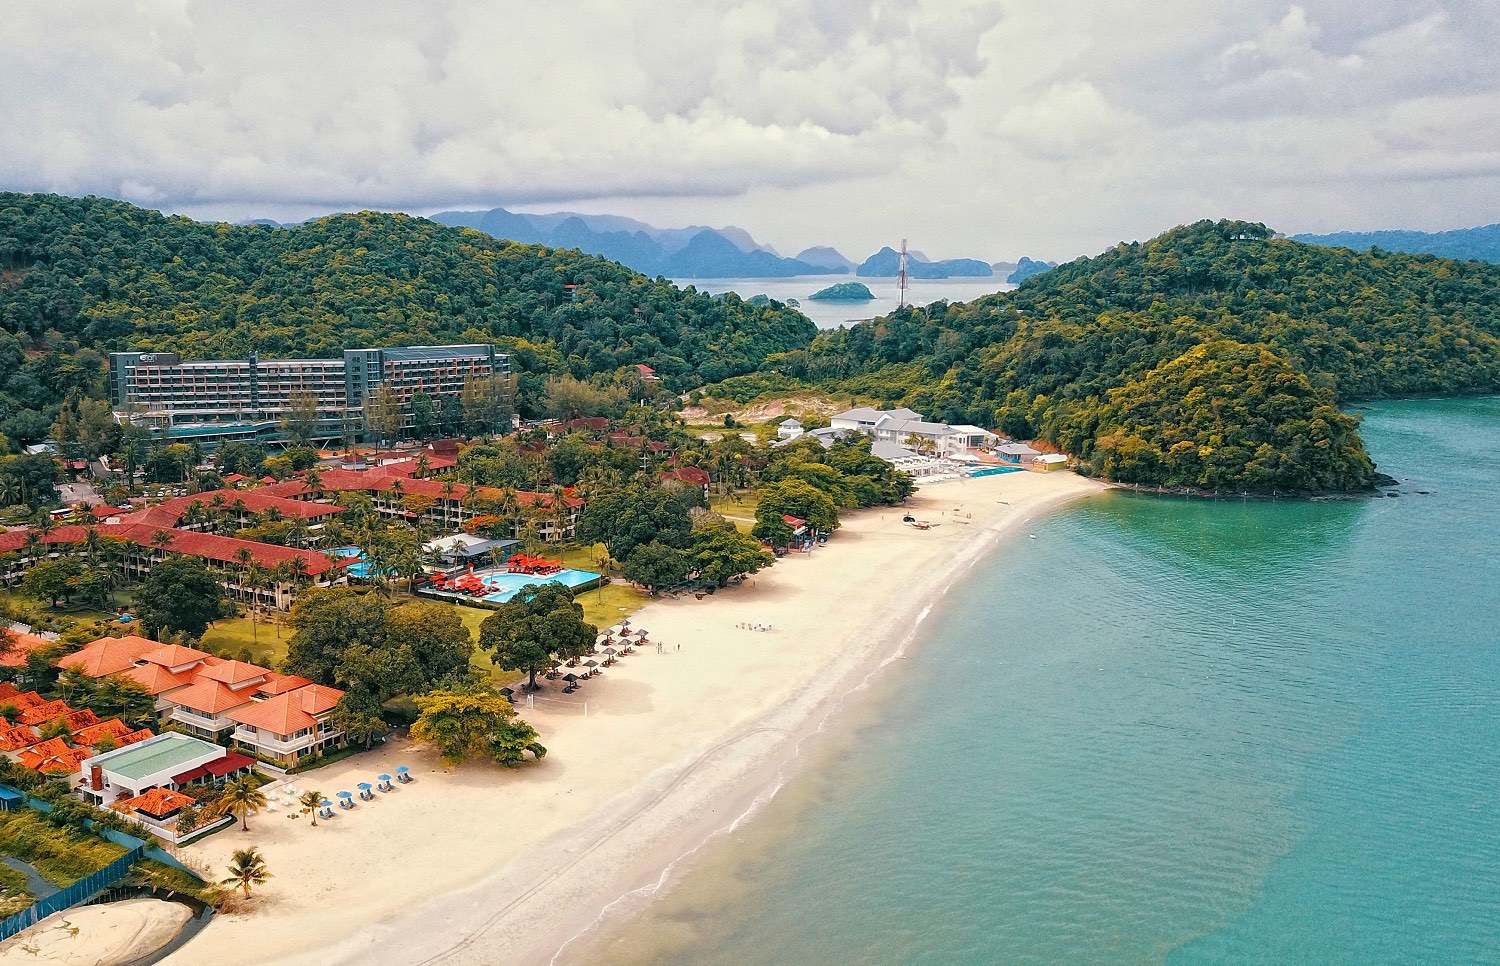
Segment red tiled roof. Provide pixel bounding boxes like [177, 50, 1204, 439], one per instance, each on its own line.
[119, 787, 194, 819]
[227, 683, 344, 735]
[0, 631, 53, 668]
[196, 660, 270, 687]
[38, 748, 92, 776]
[257, 468, 584, 511]
[1, 691, 46, 711]
[1, 521, 346, 576]
[117, 728, 154, 748]
[170, 750, 254, 786]
[167, 679, 253, 715]
[117, 489, 345, 529]
[0, 683, 18, 700]
[58, 635, 163, 677]
[661, 467, 711, 487]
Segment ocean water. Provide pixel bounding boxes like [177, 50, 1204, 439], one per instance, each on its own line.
[585, 397, 1500, 965]
[673, 276, 1015, 329]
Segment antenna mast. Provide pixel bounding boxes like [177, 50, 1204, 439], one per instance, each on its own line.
[897, 238, 909, 308]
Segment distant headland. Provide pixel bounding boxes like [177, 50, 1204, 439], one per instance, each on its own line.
[808, 282, 875, 302]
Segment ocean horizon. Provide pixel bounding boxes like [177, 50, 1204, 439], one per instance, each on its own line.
[584, 396, 1500, 965]
[672, 276, 1017, 329]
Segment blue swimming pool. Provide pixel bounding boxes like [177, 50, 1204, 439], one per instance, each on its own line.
[334, 546, 390, 580]
[969, 465, 1025, 478]
[478, 569, 602, 603]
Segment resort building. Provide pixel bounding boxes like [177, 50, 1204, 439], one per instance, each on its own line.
[829, 407, 999, 460]
[777, 418, 804, 440]
[1033, 453, 1069, 471]
[108, 344, 511, 445]
[870, 440, 944, 477]
[423, 533, 518, 567]
[57, 635, 346, 766]
[997, 442, 1043, 463]
[78, 733, 248, 804]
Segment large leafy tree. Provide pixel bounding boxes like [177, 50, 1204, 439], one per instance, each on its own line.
[211, 777, 268, 832]
[689, 521, 774, 588]
[623, 541, 692, 595]
[20, 559, 82, 608]
[575, 484, 693, 563]
[478, 583, 595, 690]
[285, 589, 392, 683]
[754, 479, 840, 536]
[410, 688, 546, 766]
[137, 555, 228, 638]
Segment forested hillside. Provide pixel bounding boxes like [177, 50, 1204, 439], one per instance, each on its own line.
[779, 220, 1500, 493]
[1293, 224, 1500, 264]
[0, 193, 815, 443]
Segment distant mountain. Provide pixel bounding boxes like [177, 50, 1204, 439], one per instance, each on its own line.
[1006, 256, 1057, 284]
[430, 206, 835, 278]
[795, 246, 856, 272]
[856, 247, 994, 278]
[1292, 224, 1500, 263]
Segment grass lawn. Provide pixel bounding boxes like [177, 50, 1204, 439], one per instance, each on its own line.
[0, 811, 129, 887]
[710, 488, 762, 520]
[199, 614, 290, 668]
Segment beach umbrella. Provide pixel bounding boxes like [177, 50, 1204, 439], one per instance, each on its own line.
[563, 672, 579, 683]
[604, 646, 618, 657]
[634, 629, 648, 639]
[378, 774, 392, 783]
[337, 791, 353, 803]
[620, 617, 631, 627]
[357, 782, 372, 791]
[500, 686, 515, 702]
[396, 766, 409, 777]
[320, 799, 333, 808]
[584, 658, 598, 668]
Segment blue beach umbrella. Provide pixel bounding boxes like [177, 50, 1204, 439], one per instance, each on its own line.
[396, 765, 409, 775]
[337, 790, 352, 800]
[377, 774, 392, 782]
[357, 782, 372, 791]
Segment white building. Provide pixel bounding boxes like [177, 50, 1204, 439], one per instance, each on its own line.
[829, 407, 999, 460]
[776, 418, 804, 440]
[870, 441, 943, 476]
[79, 733, 228, 804]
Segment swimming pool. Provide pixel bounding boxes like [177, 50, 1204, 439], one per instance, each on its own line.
[969, 465, 1025, 478]
[477, 569, 602, 603]
[334, 547, 390, 580]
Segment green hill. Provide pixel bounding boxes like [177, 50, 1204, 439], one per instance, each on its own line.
[778, 219, 1500, 494]
[0, 193, 815, 441]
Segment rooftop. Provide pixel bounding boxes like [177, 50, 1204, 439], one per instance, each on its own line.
[91, 733, 223, 782]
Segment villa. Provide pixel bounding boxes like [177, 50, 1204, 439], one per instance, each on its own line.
[78, 732, 253, 805]
[829, 407, 998, 460]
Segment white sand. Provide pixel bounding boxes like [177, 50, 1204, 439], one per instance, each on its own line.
[163, 470, 1104, 966]
[0, 897, 193, 964]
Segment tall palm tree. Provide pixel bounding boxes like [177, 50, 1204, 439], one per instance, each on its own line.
[213, 776, 268, 831]
[221, 847, 271, 898]
[298, 789, 325, 827]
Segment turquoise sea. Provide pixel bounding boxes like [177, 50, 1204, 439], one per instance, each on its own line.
[586, 397, 1500, 965]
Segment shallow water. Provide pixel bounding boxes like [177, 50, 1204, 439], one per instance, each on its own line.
[584, 397, 1500, 965]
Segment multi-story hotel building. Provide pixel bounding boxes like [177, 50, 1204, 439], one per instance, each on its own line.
[108, 344, 510, 444]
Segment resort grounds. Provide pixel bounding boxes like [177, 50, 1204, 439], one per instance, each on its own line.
[162, 469, 1104, 965]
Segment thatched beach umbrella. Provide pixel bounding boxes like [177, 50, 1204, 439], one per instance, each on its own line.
[499, 686, 515, 703]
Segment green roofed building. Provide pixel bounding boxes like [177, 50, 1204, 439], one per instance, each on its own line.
[78, 733, 241, 805]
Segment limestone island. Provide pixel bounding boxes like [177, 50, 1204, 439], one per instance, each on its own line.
[808, 281, 876, 302]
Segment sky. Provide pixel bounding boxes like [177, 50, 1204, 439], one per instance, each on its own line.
[3, 0, 1498, 263]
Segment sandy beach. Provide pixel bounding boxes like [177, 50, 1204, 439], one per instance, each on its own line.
[0, 898, 193, 964]
[163, 469, 1104, 966]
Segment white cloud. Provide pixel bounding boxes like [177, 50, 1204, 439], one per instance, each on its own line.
[1, 0, 1498, 261]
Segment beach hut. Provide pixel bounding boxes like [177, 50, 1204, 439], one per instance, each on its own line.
[396, 765, 412, 784]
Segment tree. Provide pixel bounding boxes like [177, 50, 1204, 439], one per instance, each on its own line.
[689, 522, 773, 587]
[410, 689, 546, 766]
[478, 583, 595, 690]
[575, 484, 693, 564]
[285, 589, 391, 684]
[542, 375, 627, 421]
[299, 789, 324, 827]
[755, 479, 840, 535]
[364, 385, 405, 445]
[92, 676, 158, 730]
[137, 555, 228, 638]
[750, 515, 795, 549]
[213, 777, 268, 832]
[385, 601, 473, 685]
[21, 559, 82, 608]
[175, 804, 201, 836]
[328, 691, 389, 752]
[221, 847, 271, 898]
[280, 390, 322, 446]
[411, 392, 436, 440]
[623, 541, 691, 594]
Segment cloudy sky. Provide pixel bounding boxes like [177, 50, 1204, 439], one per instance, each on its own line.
[4, 0, 1497, 262]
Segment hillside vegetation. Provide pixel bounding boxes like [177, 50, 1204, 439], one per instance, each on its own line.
[779, 220, 1500, 493]
[0, 193, 815, 438]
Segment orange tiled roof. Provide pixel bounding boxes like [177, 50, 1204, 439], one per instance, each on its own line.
[2, 691, 48, 711]
[116, 662, 196, 695]
[0, 725, 39, 751]
[17, 736, 72, 770]
[118, 787, 194, 819]
[56, 635, 162, 677]
[116, 727, 154, 747]
[37, 747, 91, 776]
[0, 631, 53, 669]
[71, 718, 131, 747]
[18, 700, 73, 727]
[140, 644, 214, 670]
[0, 683, 18, 700]
[167, 679, 253, 715]
[61, 709, 100, 732]
[227, 683, 344, 735]
[257, 672, 314, 696]
[196, 660, 270, 687]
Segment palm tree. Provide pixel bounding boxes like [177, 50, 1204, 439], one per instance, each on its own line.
[221, 847, 271, 898]
[213, 776, 268, 831]
[298, 789, 325, 827]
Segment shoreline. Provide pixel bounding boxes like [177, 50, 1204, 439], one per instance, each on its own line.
[165, 470, 1104, 966]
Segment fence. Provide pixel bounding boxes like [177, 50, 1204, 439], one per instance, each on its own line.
[0, 848, 144, 942]
[0, 783, 203, 942]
